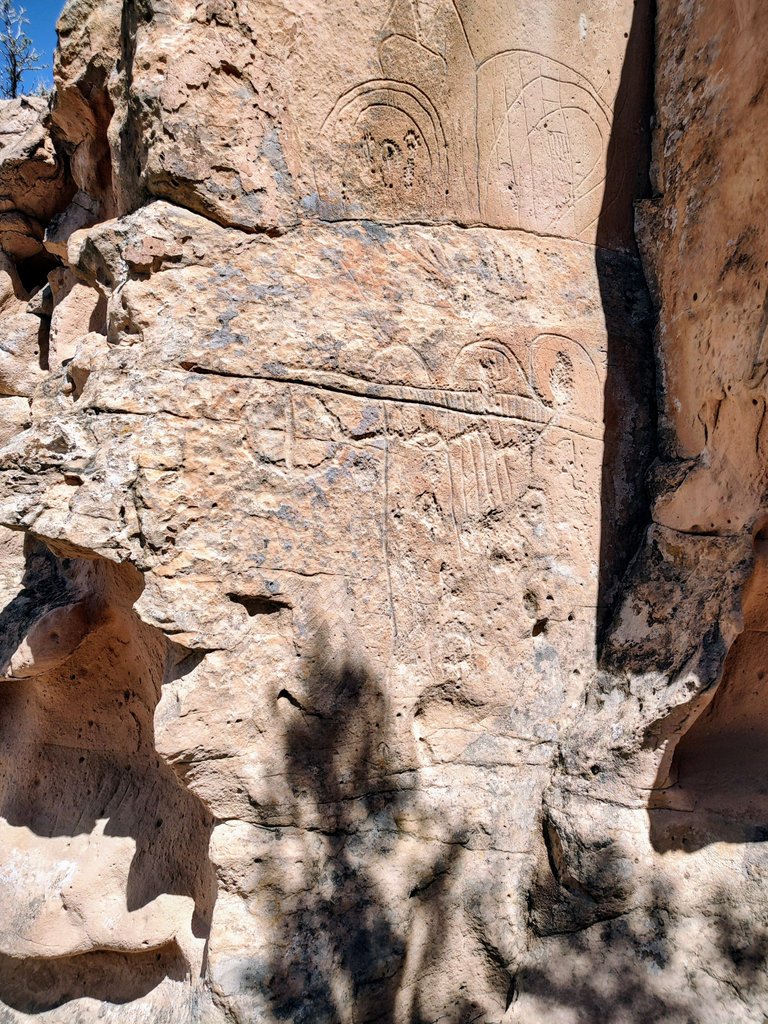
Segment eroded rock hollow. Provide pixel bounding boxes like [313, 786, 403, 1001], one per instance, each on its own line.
[0, 0, 767, 1021]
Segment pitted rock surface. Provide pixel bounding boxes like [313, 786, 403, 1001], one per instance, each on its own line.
[0, 2, 767, 1023]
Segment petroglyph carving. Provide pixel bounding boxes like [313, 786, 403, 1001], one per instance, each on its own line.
[317, 3, 613, 236]
[321, 81, 449, 218]
[347, 332, 599, 526]
[477, 53, 611, 237]
[530, 332, 602, 425]
[448, 428, 521, 522]
[309, 330, 604, 436]
[449, 338, 532, 402]
[367, 342, 434, 436]
[367, 342, 433, 389]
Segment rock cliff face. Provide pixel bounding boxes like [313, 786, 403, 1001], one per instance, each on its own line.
[0, 1, 766, 1021]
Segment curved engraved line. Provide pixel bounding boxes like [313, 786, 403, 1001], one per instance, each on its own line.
[529, 331, 600, 377]
[368, 342, 433, 385]
[549, 71, 612, 114]
[447, 0, 475, 61]
[452, 339, 515, 359]
[349, 104, 436, 173]
[339, 96, 441, 177]
[528, 332, 601, 414]
[481, 93, 608, 213]
[450, 339, 531, 396]
[530, 105, 607, 146]
[481, 90, 527, 210]
[326, 83, 442, 138]
[325, 86, 445, 177]
[332, 88, 445, 166]
[322, 79, 448, 173]
[528, 105, 607, 217]
[554, 81, 610, 202]
[475, 50, 612, 118]
[451, 338, 517, 367]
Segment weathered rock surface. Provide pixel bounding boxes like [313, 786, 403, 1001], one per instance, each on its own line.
[520, 3, 768, 1021]
[0, 0, 766, 1022]
[0, 97, 72, 264]
[0, 189, 652, 1019]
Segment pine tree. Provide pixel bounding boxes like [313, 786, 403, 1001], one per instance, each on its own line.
[0, 0, 46, 99]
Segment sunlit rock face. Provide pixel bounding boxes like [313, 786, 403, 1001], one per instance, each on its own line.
[1, 0, 767, 1021]
[522, 4, 768, 1022]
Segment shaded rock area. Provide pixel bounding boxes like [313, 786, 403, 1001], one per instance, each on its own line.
[0, 0, 766, 1022]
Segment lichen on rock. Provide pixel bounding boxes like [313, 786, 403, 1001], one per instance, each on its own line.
[0, 0, 767, 1021]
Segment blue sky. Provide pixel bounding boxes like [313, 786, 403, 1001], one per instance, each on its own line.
[22, 0, 63, 92]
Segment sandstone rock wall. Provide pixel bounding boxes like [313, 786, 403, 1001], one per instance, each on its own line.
[519, 3, 768, 1021]
[0, 1, 765, 1022]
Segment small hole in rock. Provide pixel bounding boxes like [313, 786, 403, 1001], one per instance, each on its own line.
[227, 593, 290, 616]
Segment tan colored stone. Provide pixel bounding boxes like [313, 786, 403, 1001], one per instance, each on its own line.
[3, 0, 768, 1021]
[524, 4, 768, 1020]
[0, 253, 46, 398]
[44, 189, 101, 260]
[47, 267, 106, 368]
[0, 547, 216, 1016]
[0, 188, 651, 1019]
[51, 0, 122, 217]
[53, 0, 650, 242]
[0, 98, 72, 261]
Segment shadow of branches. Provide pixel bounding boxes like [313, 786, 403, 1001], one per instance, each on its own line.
[226, 627, 511, 1024]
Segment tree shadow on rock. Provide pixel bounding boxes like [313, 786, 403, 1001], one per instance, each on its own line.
[247, 628, 507, 1024]
[513, 905, 694, 1024]
[519, 834, 695, 1024]
[265, 639, 409, 1022]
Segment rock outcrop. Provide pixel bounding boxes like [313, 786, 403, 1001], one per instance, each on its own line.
[0, 1, 766, 1022]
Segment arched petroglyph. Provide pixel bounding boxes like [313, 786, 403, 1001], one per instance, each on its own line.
[367, 341, 433, 389]
[477, 52, 611, 236]
[367, 342, 434, 436]
[316, 8, 615, 236]
[291, 329, 604, 534]
[380, 0, 471, 63]
[444, 340, 535, 524]
[449, 337, 532, 403]
[530, 332, 603, 431]
[319, 81, 449, 219]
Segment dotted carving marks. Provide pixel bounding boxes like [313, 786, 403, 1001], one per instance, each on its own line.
[529, 333, 603, 431]
[312, 9, 621, 239]
[318, 81, 449, 220]
[477, 52, 611, 238]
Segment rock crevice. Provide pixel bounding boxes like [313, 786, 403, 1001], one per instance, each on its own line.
[1, 1, 767, 1021]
